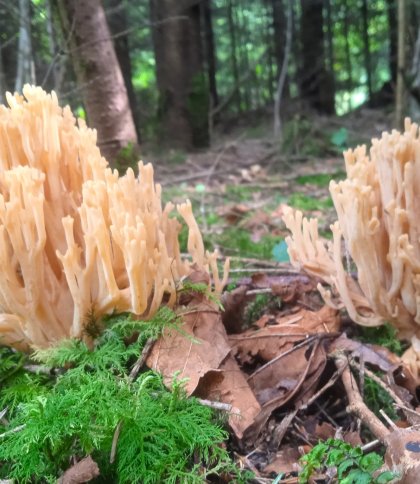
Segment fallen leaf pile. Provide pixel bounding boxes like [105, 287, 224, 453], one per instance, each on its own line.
[145, 269, 420, 480]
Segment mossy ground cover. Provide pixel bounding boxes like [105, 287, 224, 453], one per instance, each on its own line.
[0, 310, 246, 483]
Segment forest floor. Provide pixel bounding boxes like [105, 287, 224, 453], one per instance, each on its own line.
[1, 106, 412, 483]
[143, 107, 418, 482]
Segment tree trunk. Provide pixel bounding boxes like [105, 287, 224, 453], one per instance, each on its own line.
[361, 0, 372, 101]
[227, 0, 241, 113]
[150, 0, 209, 149]
[271, 0, 289, 97]
[343, 0, 353, 111]
[386, 0, 398, 83]
[299, 0, 335, 114]
[105, 0, 141, 140]
[56, 0, 138, 165]
[15, 0, 36, 92]
[201, 0, 218, 109]
[0, 42, 5, 103]
[396, 0, 406, 129]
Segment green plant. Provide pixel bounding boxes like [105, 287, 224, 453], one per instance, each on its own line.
[0, 309, 243, 483]
[245, 293, 281, 326]
[299, 439, 397, 484]
[295, 171, 346, 188]
[363, 375, 399, 422]
[358, 323, 406, 356]
[288, 193, 334, 211]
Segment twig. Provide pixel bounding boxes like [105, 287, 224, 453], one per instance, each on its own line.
[0, 424, 26, 438]
[245, 288, 273, 296]
[248, 335, 317, 381]
[379, 409, 399, 430]
[349, 359, 406, 408]
[301, 364, 346, 410]
[197, 399, 232, 412]
[361, 439, 381, 453]
[228, 267, 299, 274]
[129, 337, 156, 381]
[334, 353, 389, 442]
[109, 421, 122, 464]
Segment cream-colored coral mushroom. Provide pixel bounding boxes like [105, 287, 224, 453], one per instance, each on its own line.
[0, 85, 228, 350]
[283, 119, 420, 371]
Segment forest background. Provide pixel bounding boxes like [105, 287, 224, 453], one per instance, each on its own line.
[1, 1, 420, 481]
[1, 0, 420, 167]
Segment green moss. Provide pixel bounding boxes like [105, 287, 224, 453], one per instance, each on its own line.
[288, 193, 334, 211]
[357, 323, 405, 356]
[213, 227, 282, 260]
[0, 309, 243, 483]
[295, 171, 346, 187]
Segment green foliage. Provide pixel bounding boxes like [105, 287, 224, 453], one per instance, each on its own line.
[299, 439, 397, 484]
[244, 293, 281, 326]
[358, 323, 405, 356]
[330, 127, 349, 149]
[0, 309, 240, 483]
[115, 142, 140, 172]
[295, 171, 346, 188]
[288, 193, 334, 211]
[178, 280, 224, 309]
[214, 227, 282, 260]
[363, 375, 399, 422]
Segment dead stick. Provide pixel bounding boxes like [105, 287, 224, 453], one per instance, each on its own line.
[335, 354, 389, 442]
[350, 359, 407, 408]
[129, 337, 156, 381]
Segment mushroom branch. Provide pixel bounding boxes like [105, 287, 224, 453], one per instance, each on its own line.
[0, 85, 228, 350]
[283, 120, 420, 377]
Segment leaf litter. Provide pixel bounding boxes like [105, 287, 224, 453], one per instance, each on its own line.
[147, 123, 420, 481]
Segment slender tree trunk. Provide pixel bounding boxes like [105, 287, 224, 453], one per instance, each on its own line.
[386, 0, 398, 84]
[274, 0, 292, 138]
[44, 0, 66, 94]
[0, 43, 5, 103]
[56, 0, 138, 164]
[237, 3, 251, 110]
[272, 0, 289, 98]
[300, 0, 335, 114]
[396, 0, 406, 128]
[150, 0, 209, 149]
[105, 0, 141, 140]
[15, 0, 36, 92]
[266, 2, 275, 101]
[227, 0, 241, 112]
[324, 0, 334, 73]
[343, 0, 353, 110]
[202, 0, 218, 109]
[361, 0, 372, 100]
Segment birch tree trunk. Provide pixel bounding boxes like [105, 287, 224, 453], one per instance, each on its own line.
[56, 0, 138, 165]
[15, 0, 35, 92]
[396, 0, 406, 129]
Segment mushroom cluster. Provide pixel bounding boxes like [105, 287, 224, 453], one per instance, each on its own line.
[284, 120, 420, 375]
[0, 86, 228, 350]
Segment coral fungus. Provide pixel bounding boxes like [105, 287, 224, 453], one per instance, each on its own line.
[0, 86, 228, 349]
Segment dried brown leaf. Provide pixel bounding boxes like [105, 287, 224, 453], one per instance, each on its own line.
[146, 299, 261, 439]
[263, 446, 301, 475]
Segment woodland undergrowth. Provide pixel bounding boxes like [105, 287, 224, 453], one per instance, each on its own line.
[0, 307, 244, 483]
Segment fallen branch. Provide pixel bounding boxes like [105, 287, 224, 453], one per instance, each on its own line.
[334, 353, 389, 442]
